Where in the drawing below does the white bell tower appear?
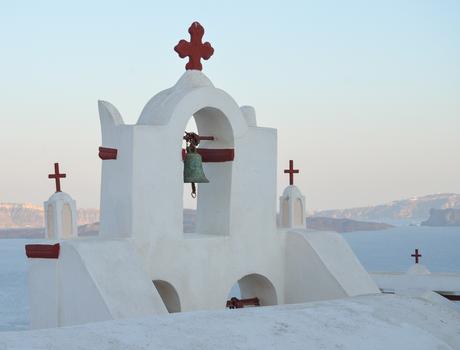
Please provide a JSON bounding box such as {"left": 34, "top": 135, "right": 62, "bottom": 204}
{"left": 44, "top": 163, "right": 78, "bottom": 239}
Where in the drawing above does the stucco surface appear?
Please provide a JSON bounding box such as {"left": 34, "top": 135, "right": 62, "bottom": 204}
{"left": 3, "top": 294, "right": 460, "bottom": 350}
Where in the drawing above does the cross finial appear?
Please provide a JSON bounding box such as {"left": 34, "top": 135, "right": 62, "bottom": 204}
{"left": 284, "top": 160, "right": 299, "bottom": 186}
{"left": 48, "top": 162, "right": 66, "bottom": 193}
{"left": 411, "top": 248, "right": 422, "bottom": 264}
{"left": 174, "top": 22, "right": 214, "bottom": 71}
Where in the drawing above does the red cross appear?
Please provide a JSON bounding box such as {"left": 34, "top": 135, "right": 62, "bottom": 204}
{"left": 48, "top": 163, "right": 66, "bottom": 192}
{"left": 411, "top": 249, "right": 422, "bottom": 264}
{"left": 284, "top": 160, "right": 299, "bottom": 185}
{"left": 174, "top": 22, "right": 214, "bottom": 71}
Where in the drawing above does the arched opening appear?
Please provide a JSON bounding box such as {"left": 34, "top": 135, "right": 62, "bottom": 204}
{"left": 294, "top": 198, "right": 303, "bottom": 227}
{"left": 153, "top": 280, "right": 181, "bottom": 313}
{"left": 182, "top": 107, "right": 234, "bottom": 236}
{"left": 227, "top": 273, "right": 278, "bottom": 307}
{"left": 46, "top": 204, "right": 54, "bottom": 239}
{"left": 62, "top": 203, "right": 73, "bottom": 238}
{"left": 183, "top": 117, "right": 198, "bottom": 233}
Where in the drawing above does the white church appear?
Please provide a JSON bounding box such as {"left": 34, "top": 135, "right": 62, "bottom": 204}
{"left": 8, "top": 22, "right": 459, "bottom": 350}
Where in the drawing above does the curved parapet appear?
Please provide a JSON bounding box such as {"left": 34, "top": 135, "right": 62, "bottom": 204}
{"left": 284, "top": 229, "right": 380, "bottom": 304}
{"left": 28, "top": 239, "right": 168, "bottom": 329}
{"left": 98, "top": 100, "right": 126, "bottom": 146}
{"left": 99, "top": 100, "right": 124, "bottom": 128}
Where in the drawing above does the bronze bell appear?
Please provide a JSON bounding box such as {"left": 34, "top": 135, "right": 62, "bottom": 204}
{"left": 183, "top": 132, "right": 210, "bottom": 198}
{"left": 184, "top": 145, "right": 209, "bottom": 198}
{"left": 183, "top": 147, "right": 209, "bottom": 184}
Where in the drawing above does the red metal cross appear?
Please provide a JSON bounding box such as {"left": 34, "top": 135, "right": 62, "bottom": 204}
{"left": 48, "top": 162, "right": 66, "bottom": 192}
{"left": 174, "top": 22, "right": 214, "bottom": 71}
{"left": 411, "top": 248, "right": 422, "bottom": 264}
{"left": 284, "top": 160, "right": 299, "bottom": 185}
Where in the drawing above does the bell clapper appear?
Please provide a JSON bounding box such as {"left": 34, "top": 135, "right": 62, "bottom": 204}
{"left": 191, "top": 183, "right": 197, "bottom": 198}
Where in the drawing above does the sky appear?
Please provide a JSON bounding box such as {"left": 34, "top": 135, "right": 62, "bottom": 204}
{"left": 0, "top": 0, "right": 459, "bottom": 211}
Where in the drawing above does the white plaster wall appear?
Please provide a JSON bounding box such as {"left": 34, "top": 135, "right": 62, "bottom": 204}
{"left": 229, "top": 126, "right": 277, "bottom": 240}
{"left": 98, "top": 101, "right": 134, "bottom": 239}
{"left": 28, "top": 259, "right": 59, "bottom": 329}
{"left": 147, "top": 232, "right": 285, "bottom": 312}
{"left": 131, "top": 124, "right": 183, "bottom": 250}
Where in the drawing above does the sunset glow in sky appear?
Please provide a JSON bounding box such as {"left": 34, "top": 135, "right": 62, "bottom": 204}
{"left": 1, "top": 0, "right": 459, "bottom": 210}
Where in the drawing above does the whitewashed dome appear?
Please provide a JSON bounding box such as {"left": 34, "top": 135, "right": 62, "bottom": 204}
{"left": 281, "top": 185, "right": 303, "bottom": 198}
{"left": 47, "top": 191, "right": 74, "bottom": 202}
{"left": 407, "top": 264, "right": 431, "bottom": 275}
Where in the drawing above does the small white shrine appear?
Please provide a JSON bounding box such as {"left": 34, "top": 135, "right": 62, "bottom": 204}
{"left": 26, "top": 21, "right": 381, "bottom": 329}
{"left": 279, "top": 160, "right": 306, "bottom": 229}
{"left": 371, "top": 249, "right": 460, "bottom": 300}
{"left": 44, "top": 163, "right": 77, "bottom": 239}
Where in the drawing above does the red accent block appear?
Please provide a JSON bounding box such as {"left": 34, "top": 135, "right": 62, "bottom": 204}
{"left": 182, "top": 148, "right": 235, "bottom": 163}
{"left": 226, "top": 297, "right": 260, "bottom": 309}
{"left": 99, "top": 147, "right": 118, "bottom": 160}
{"left": 25, "top": 243, "right": 60, "bottom": 259}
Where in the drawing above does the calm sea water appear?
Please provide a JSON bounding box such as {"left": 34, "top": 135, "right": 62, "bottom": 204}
{"left": 0, "top": 226, "right": 459, "bottom": 331}
{"left": 342, "top": 226, "right": 460, "bottom": 272}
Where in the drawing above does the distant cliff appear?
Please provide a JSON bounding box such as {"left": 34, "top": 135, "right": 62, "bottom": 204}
{"left": 0, "top": 210, "right": 196, "bottom": 238}
{"left": 306, "top": 217, "right": 393, "bottom": 233}
{"left": 0, "top": 203, "right": 99, "bottom": 228}
{"left": 312, "top": 193, "right": 460, "bottom": 225}
{"left": 421, "top": 208, "right": 460, "bottom": 227}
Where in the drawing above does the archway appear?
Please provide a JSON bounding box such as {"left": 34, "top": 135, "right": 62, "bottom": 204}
{"left": 153, "top": 280, "right": 181, "bottom": 313}
{"left": 227, "top": 273, "right": 278, "bottom": 307}
{"left": 183, "top": 117, "right": 198, "bottom": 233}
{"left": 182, "top": 107, "right": 235, "bottom": 236}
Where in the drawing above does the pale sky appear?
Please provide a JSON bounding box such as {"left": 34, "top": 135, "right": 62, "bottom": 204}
{"left": 1, "top": 0, "right": 459, "bottom": 210}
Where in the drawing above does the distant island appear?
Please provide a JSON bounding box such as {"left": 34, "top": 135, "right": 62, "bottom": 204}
{"left": 2, "top": 193, "right": 460, "bottom": 237}
{"left": 0, "top": 203, "right": 99, "bottom": 229}
{"left": 306, "top": 217, "right": 393, "bottom": 233}
{"left": 311, "top": 193, "right": 460, "bottom": 225}
{"left": 421, "top": 208, "right": 460, "bottom": 227}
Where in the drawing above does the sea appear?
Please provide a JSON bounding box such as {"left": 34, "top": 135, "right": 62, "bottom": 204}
{"left": 0, "top": 226, "right": 459, "bottom": 332}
